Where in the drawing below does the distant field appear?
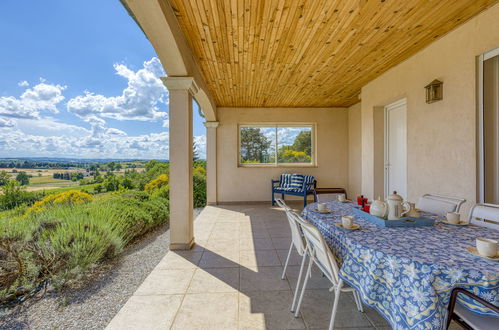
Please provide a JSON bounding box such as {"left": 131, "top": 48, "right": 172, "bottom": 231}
{"left": 0, "top": 168, "right": 80, "bottom": 177}
{"left": 0, "top": 168, "right": 82, "bottom": 191}
{"left": 26, "top": 176, "right": 79, "bottom": 191}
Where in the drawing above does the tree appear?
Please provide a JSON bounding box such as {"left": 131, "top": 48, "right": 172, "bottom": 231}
{"left": 15, "top": 171, "right": 30, "bottom": 186}
{"left": 277, "top": 130, "right": 312, "bottom": 163}
{"left": 107, "top": 162, "right": 116, "bottom": 172}
{"left": 121, "top": 177, "right": 134, "bottom": 189}
{"left": 0, "top": 180, "right": 27, "bottom": 210}
{"left": 0, "top": 170, "right": 10, "bottom": 186}
{"left": 240, "top": 128, "right": 272, "bottom": 163}
{"left": 291, "top": 130, "right": 312, "bottom": 155}
{"left": 115, "top": 163, "right": 122, "bottom": 171}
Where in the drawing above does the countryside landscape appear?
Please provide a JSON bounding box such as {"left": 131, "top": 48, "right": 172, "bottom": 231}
{"left": 0, "top": 156, "right": 207, "bottom": 310}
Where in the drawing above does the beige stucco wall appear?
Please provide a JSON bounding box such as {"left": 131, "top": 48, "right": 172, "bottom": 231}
{"left": 360, "top": 2, "right": 499, "bottom": 215}
{"left": 217, "top": 107, "right": 348, "bottom": 202}
{"left": 348, "top": 102, "right": 362, "bottom": 199}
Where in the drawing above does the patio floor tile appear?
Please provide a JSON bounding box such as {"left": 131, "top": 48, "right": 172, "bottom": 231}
{"left": 298, "top": 289, "right": 373, "bottom": 329}
{"left": 239, "top": 249, "right": 282, "bottom": 267}
{"left": 198, "top": 250, "right": 240, "bottom": 268}
{"left": 155, "top": 250, "right": 203, "bottom": 270}
{"left": 240, "top": 266, "right": 291, "bottom": 292}
{"left": 171, "top": 292, "right": 239, "bottom": 329}
{"left": 239, "top": 290, "right": 306, "bottom": 330}
{"left": 276, "top": 248, "right": 304, "bottom": 267}
{"left": 187, "top": 267, "right": 240, "bottom": 293}
{"left": 239, "top": 237, "right": 274, "bottom": 250}
{"left": 134, "top": 269, "right": 195, "bottom": 295}
{"left": 106, "top": 294, "right": 183, "bottom": 330}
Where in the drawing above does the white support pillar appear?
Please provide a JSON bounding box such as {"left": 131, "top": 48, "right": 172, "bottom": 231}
{"left": 162, "top": 77, "right": 198, "bottom": 250}
{"left": 204, "top": 121, "right": 219, "bottom": 205}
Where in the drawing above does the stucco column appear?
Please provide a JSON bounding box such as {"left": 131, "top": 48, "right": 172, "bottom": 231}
{"left": 204, "top": 121, "right": 219, "bottom": 205}
{"left": 162, "top": 77, "right": 198, "bottom": 250}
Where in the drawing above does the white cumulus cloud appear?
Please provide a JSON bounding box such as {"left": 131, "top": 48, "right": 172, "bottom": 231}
{"left": 18, "top": 80, "right": 29, "bottom": 87}
{"left": 0, "top": 125, "right": 169, "bottom": 160}
{"left": 0, "top": 82, "right": 66, "bottom": 119}
{"left": 194, "top": 135, "right": 206, "bottom": 160}
{"left": 0, "top": 117, "right": 15, "bottom": 127}
{"left": 67, "top": 57, "right": 168, "bottom": 122}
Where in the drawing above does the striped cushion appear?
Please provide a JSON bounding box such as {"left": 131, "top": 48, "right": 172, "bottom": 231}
{"left": 274, "top": 186, "right": 314, "bottom": 193}
{"left": 290, "top": 174, "right": 305, "bottom": 189}
{"left": 304, "top": 175, "right": 315, "bottom": 185}
{"left": 280, "top": 174, "right": 293, "bottom": 188}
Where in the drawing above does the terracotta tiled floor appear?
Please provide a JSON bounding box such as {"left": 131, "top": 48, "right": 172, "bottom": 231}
{"left": 106, "top": 203, "right": 424, "bottom": 329}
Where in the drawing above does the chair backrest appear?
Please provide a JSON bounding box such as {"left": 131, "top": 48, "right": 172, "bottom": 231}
{"left": 279, "top": 173, "right": 315, "bottom": 190}
{"left": 289, "top": 174, "right": 305, "bottom": 189}
{"left": 291, "top": 212, "right": 340, "bottom": 285}
{"left": 468, "top": 203, "right": 499, "bottom": 230}
{"left": 280, "top": 174, "right": 293, "bottom": 188}
{"left": 304, "top": 175, "right": 315, "bottom": 185}
{"left": 416, "top": 193, "right": 466, "bottom": 216}
{"left": 275, "top": 199, "right": 306, "bottom": 255}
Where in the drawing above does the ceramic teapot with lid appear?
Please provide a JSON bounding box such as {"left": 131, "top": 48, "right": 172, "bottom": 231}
{"left": 370, "top": 197, "right": 388, "bottom": 218}
{"left": 386, "top": 191, "right": 410, "bottom": 220}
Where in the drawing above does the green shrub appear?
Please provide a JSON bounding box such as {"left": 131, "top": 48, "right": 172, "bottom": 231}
{"left": 0, "top": 191, "right": 169, "bottom": 303}
{"left": 193, "top": 166, "right": 206, "bottom": 208}
{"left": 0, "top": 181, "right": 41, "bottom": 211}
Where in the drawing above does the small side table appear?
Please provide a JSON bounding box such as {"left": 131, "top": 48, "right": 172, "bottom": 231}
{"left": 315, "top": 187, "right": 348, "bottom": 199}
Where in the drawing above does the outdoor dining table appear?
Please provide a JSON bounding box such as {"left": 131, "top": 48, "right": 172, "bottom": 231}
{"left": 301, "top": 200, "right": 499, "bottom": 330}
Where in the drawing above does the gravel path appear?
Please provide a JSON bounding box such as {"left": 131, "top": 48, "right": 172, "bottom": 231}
{"left": 0, "top": 208, "right": 204, "bottom": 330}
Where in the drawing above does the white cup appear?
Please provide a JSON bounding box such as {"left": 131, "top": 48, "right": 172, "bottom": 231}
{"left": 476, "top": 238, "right": 498, "bottom": 257}
{"left": 446, "top": 212, "right": 460, "bottom": 224}
{"left": 317, "top": 202, "right": 327, "bottom": 211}
{"left": 337, "top": 194, "right": 346, "bottom": 202}
{"left": 342, "top": 216, "right": 353, "bottom": 228}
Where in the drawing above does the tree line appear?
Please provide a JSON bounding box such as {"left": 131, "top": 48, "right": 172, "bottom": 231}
{"left": 53, "top": 172, "right": 85, "bottom": 181}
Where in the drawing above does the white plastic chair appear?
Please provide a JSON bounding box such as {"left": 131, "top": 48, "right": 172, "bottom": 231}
{"left": 292, "top": 213, "right": 363, "bottom": 330}
{"left": 416, "top": 193, "right": 466, "bottom": 217}
{"left": 468, "top": 203, "right": 499, "bottom": 230}
{"left": 275, "top": 199, "right": 308, "bottom": 312}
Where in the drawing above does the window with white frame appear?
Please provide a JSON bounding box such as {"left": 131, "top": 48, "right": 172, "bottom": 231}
{"left": 238, "top": 124, "right": 315, "bottom": 166}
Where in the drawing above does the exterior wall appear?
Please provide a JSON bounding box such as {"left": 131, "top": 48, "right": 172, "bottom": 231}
{"left": 360, "top": 2, "right": 499, "bottom": 215}
{"left": 217, "top": 107, "right": 348, "bottom": 202}
{"left": 348, "top": 102, "right": 362, "bottom": 199}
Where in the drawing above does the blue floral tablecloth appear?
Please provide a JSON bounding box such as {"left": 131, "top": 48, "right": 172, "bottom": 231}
{"left": 301, "top": 201, "right": 499, "bottom": 330}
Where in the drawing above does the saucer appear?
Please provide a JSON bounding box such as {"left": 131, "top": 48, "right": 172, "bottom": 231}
{"left": 338, "top": 199, "right": 351, "bottom": 203}
{"left": 465, "top": 247, "right": 499, "bottom": 262}
{"left": 335, "top": 223, "right": 360, "bottom": 231}
{"left": 441, "top": 220, "right": 469, "bottom": 226}
{"left": 313, "top": 208, "right": 331, "bottom": 214}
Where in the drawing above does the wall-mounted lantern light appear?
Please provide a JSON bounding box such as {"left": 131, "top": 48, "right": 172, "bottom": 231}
{"left": 425, "top": 79, "right": 443, "bottom": 104}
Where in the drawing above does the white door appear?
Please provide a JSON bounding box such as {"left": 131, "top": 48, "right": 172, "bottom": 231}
{"left": 384, "top": 99, "right": 407, "bottom": 198}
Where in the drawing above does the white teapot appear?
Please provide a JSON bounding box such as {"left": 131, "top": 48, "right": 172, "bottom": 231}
{"left": 386, "top": 191, "right": 410, "bottom": 220}
{"left": 370, "top": 197, "right": 388, "bottom": 218}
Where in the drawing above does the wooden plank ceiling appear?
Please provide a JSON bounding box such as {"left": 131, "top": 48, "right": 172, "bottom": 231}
{"left": 167, "top": 0, "right": 499, "bottom": 107}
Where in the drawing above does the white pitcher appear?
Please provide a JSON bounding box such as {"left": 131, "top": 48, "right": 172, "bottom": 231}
{"left": 386, "top": 191, "right": 410, "bottom": 220}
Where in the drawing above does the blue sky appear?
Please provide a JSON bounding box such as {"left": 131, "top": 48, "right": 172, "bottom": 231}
{"left": 0, "top": 0, "right": 206, "bottom": 160}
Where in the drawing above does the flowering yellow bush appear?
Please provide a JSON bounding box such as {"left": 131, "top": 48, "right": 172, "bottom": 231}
{"left": 193, "top": 166, "right": 206, "bottom": 177}
{"left": 28, "top": 190, "right": 93, "bottom": 214}
{"left": 144, "top": 174, "right": 169, "bottom": 192}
